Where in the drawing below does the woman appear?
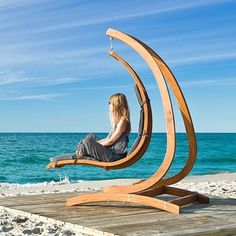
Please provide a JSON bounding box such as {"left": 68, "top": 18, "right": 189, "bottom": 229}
{"left": 75, "top": 93, "right": 131, "bottom": 162}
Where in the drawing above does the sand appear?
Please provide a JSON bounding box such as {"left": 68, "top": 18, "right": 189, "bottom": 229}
{"left": 0, "top": 206, "right": 85, "bottom": 236}
{"left": 0, "top": 172, "right": 235, "bottom": 235}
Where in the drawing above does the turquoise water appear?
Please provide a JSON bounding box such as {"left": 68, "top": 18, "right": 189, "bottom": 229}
{"left": 0, "top": 133, "right": 235, "bottom": 184}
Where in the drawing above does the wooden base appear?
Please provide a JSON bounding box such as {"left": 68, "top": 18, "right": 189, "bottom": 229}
{"left": 66, "top": 186, "right": 209, "bottom": 214}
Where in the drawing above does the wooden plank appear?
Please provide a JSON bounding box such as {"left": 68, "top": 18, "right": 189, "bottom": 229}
{"left": 1, "top": 193, "right": 236, "bottom": 236}
{"left": 169, "top": 193, "right": 198, "bottom": 206}
{"left": 12, "top": 204, "right": 158, "bottom": 222}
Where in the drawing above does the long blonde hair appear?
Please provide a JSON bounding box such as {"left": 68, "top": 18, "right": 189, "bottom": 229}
{"left": 109, "top": 93, "right": 131, "bottom": 135}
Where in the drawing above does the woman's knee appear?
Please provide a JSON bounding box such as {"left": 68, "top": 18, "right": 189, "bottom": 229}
{"left": 85, "top": 133, "right": 97, "bottom": 141}
{"left": 76, "top": 134, "right": 95, "bottom": 150}
{"left": 83, "top": 134, "right": 97, "bottom": 147}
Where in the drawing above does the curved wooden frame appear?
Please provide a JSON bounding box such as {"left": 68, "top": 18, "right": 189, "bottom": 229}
{"left": 47, "top": 50, "right": 152, "bottom": 171}
{"left": 66, "top": 29, "right": 209, "bottom": 214}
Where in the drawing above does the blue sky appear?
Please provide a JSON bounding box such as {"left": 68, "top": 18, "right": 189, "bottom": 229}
{"left": 0, "top": 0, "right": 235, "bottom": 132}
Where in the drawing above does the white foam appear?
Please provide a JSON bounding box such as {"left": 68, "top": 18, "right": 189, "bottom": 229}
{"left": 0, "top": 173, "right": 235, "bottom": 199}
{"left": 0, "top": 176, "right": 86, "bottom": 197}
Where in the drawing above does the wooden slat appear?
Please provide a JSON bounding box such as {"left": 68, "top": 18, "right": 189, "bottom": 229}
{"left": 169, "top": 194, "right": 198, "bottom": 206}
{"left": 1, "top": 193, "right": 236, "bottom": 236}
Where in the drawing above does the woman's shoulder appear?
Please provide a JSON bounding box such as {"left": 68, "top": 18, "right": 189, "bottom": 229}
{"left": 118, "top": 116, "right": 128, "bottom": 124}
{"left": 116, "top": 117, "right": 128, "bottom": 131}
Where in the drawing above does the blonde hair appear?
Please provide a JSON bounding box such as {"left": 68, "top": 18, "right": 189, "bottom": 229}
{"left": 109, "top": 93, "right": 131, "bottom": 135}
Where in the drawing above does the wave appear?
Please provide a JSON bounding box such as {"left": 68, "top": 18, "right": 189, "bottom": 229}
{"left": 0, "top": 175, "right": 82, "bottom": 189}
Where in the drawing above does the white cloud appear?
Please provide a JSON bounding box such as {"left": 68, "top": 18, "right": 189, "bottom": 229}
{"left": 0, "top": 70, "right": 83, "bottom": 88}
{"left": 0, "top": 71, "right": 30, "bottom": 85}
{"left": 0, "top": 44, "right": 107, "bottom": 66}
{"left": 0, "top": 92, "right": 66, "bottom": 101}
{"left": 180, "top": 78, "right": 236, "bottom": 87}
{"left": 168, "top": 51, "right": 236, "bottom": 66}
{"left": 0, "top": 0, "right": 230, "bottom": 33}
{"left": 138, "top": 78, "right": 236, "bottom": 90}
{"left": 0, "top": 0, "right": 49, "bottom": 8}
{"left": 73, "top": 85, "right": 132, "bottom": 91}
{"left": 21, "top": 0, "right": 235, "bottom": 33}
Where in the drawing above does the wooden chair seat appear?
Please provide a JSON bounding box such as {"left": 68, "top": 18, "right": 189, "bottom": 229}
{"left": 46, "top": 51, "right": 152, "bottom": 171}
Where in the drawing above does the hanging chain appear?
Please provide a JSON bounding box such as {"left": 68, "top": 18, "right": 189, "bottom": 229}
{"left": 109, "top": 36, "right": 113, "bottom": 51}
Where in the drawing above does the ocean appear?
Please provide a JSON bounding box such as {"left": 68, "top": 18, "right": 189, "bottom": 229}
{"left": 0, "top": 133, "right": 235, "bottom": 184}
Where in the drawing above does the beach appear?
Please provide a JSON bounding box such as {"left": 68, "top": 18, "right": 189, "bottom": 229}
{"left": 0, "top": 172, "right": 235, "bottom": 235}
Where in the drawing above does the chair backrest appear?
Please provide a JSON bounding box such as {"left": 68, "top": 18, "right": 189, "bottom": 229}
{"left": 128, "top": 84, "right": 145, "bottom": 154}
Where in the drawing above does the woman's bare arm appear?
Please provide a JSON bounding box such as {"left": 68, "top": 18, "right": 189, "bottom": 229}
{"left": 98, "top": 118, "right": 127, "bottom": 147}
{"left": 97, "top": 137, "right": 108, "bottom": 142}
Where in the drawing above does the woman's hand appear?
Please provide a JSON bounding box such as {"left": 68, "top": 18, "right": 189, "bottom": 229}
{"left": 97, "top": 138, "right": 108, "bottom": 146}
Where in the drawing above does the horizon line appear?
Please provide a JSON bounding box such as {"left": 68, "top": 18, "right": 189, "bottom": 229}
{"left": 0, "top": 131, "right": 235, "bottom": 134}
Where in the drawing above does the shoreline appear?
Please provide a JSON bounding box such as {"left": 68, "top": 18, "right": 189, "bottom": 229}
{"left": 1, "top": 172, "right": 235, "bottom": 199}
{"left": 1, "top": 172, "right": 235, "bottom": 235}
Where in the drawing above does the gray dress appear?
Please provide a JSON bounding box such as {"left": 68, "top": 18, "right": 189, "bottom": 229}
{"left": 76, "top": 129, "right": 129, "bottom": 162}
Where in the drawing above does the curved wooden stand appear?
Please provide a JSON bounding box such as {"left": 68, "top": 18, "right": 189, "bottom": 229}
{"left": 66, "top": 29, "right": 209, "bottom": 214}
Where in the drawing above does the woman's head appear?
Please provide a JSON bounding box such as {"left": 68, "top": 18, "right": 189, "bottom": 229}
{"left": 109, "top": 93, "right": 131, "bottom": 133}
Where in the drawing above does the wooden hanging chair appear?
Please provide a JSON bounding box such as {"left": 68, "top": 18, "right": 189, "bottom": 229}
{"left": 63, "top": 28, "right": 209, "bottom": 214}
{"left": 46, "top": 50, "right": 152, "bottom": 170}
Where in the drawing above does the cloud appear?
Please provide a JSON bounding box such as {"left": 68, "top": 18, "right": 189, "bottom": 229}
{"left": 0, "top": 0, "right": 235, "bottom": 69}
{"left": 73, "top": 85, "right": 132, "bottom": 91}
{"left": 134, "top": 78, "right": 236, "bottom": 91}
{"left": 0, "top": 43, "right": 107, "bottom": 66}
{"left": 0, "top": 0, "right": 30, "bottom": 7}
{"left": 0, "top": 71, "right": 31, "bottom": 85}
{"left": 41, "top": 77, "right": 79, "bottom": 86}
{"left": 0, "top": 92, "right": 66, "bottom": 101}
{"left": 180, "top": 78, "right": 236, "bottom": 87}
{"left": 0, "top": 70, "right": 81, "bottom": 86}
{"left": 0, "top": 0, "right": 49, "bottom": 8}
{"left": 168, "top": 51, "right": 236, "bottom": 66}
{"left": 0, "top": 70, "right": 86, "bottom": 104}
{"left": 22, "top": 0, "right": 235, "bottom": 33}
{"left": 69, "top": 77, "right": 236, "bottom": 94}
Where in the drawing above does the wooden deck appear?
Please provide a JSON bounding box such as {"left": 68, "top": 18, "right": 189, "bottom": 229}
{"left": 1, "top": 191, "right": 236, "bottom": 235}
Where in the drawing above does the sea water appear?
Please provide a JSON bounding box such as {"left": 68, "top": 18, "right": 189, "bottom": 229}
{"left": 0, "top": 133, "right": 235, "bottom": 184}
